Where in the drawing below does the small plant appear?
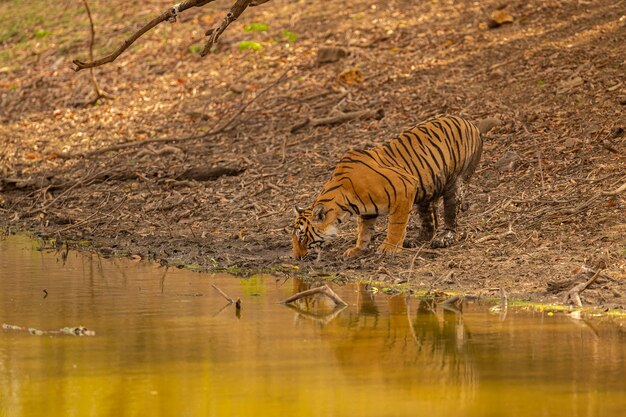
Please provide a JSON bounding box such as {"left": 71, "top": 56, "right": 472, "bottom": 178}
{"left": 238, "top": 40, "right": 262, "bottom": 51}
{"left": 34, "top": 29, "right": 50, "bottom": 39}
{"left": 281, "top": 30, "right": 298, "bottom": 43}
{"left": 188, "top": 44, "right": 203, "bottom": 54}
{"left": 243, "top": 22, "right": 268, "bottom": 32}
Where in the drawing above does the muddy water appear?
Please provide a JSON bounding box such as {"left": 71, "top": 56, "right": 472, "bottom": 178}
{"left": 1, "top": 235, "right": 625, "bottom": 417}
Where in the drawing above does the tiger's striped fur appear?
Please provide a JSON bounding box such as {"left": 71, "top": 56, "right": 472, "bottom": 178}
{"left": 292, "top": 115, "right": 483, "bottom": 260}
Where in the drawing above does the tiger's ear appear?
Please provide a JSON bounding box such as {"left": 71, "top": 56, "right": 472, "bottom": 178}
{"left": 293, "top": 206, "right": 305, "bottom": 216}
{"left": 312, "top": 204, "right": 325, "bottom": 221}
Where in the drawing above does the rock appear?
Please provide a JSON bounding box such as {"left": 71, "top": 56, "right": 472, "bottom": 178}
{"left": 477, "top": 116, "right": 502, "bottom": 134}
{"left": 610, "top": 127, "right": 624, "bottom": 138}
{"left": 563, "top": 137, "right": 580, "bottom": 148}
{"left": 582, "top": 123, "right": 601, "bottom": 138}
{"left": 316, "top": 47, "right": 348, "bottom": 65}
{"left": 494, "top": 150, "right": 522, "bottom": 172}
{"left": 487, "top": 10, "right": 514, "bottom": 28}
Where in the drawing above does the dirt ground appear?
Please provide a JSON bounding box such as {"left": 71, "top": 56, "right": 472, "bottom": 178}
{"left": 1, "top": 0, "right": 625, "bottom": 309}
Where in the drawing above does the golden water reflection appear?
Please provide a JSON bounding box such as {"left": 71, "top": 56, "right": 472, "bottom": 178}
{"left": 1, "top": 235, "right": 625, "bottom": 417}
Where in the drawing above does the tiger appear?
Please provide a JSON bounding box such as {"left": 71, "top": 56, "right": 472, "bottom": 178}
{"left": 292, "top": 115, "right": 484, "bottom": 260}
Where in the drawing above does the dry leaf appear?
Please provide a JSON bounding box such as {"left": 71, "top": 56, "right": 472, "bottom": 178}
{"left": 557, "top": 76, "right": 584, "bottom": 93}
{"left": 339, "top": 68, "right": 364, "bottom": 85}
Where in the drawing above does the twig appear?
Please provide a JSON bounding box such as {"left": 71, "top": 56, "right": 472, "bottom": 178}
{"left": 442, "top": 294, "right": 462, "bottom": 305}
{"left": 602, "top": 182, "right": 626, "bottom": 196}
{"left": 80, "top": 0, "right": 113, "bottom": 103}
{"left": 563, "top": 268, "right": 603, "bottom": 308}
{"left": 490, "top": 287, "right": 508, "bottom": 317}
{"left": 500, "top": 287, "right": 508, "bottom": 310}
{"left": 279, "top": 284, "right": 348, "bottom": 306}
{"left": 211, "top": 284, "right": 234, "bottom": 303}
{"left": 212, "top": 69, "right": 291, "bottom": 133}
{"left": 426, "top": 270, "right": 454, "bottom": 294}
{"left": 54, "top": 70, "right": 291, "bottom": 159}
{"left": 475, "top": 224, "right": 516, "bottom": 243}
{"left": 201, "top": 0, "right": 254, "bottom": 56}
{"left": 290, "top": 108, "right": 385, "bottom": 133}
{"left": 55, "top": 194, "right": 126, "bottom": 234}
{"left": 26, "top": 168, "right": 112, "bottom": 215}
{"left": 285, "top": 304, "right": 346, "bottom": 325}
{"left": 405, "top": 242, "right": 426, "bottom": 281}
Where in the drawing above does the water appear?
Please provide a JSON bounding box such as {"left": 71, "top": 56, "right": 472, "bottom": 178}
{"left": 1, "top": 235, "right": 625, "bottom": 417}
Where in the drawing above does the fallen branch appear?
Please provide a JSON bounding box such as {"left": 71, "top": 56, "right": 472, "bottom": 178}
{"left": 279, "top": 284, "right": 348, "bottom": 306}
{"left": 442, "top": 294, "right": 463, "bottom": 305}
{"left": 178, "top": 167, "right": 245, "bottom": 181}
{"left": 563, "top": 267, "right": 603, "bottom": 308}
{"left": 290, "top": 108, "right": 385, "bottom": 133}
{"left": 211, "top": 284, "right": 234, "bottom": 303}
{"left": 475, "top": 225, "right": 516, "bottom": 243}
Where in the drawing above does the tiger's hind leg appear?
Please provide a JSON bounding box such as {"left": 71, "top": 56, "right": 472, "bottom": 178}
{"left": 431, "top": 184, "right": 461, "bottom": 248}
{"left": 404, "top": 201, "right": 436, "bottom": 248}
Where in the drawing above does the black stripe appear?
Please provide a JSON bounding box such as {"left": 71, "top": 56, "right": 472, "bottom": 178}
{"left": 346, "top": 198, "right": 361, "bottom": 215}
{"left": 321, "top": 184, "right": 343, "bottom": 195}
{"left": 367, "top": 192, "right": 379, "bottom": 216}
{"left": 440, "top": 118, "right": 462, "bottom": 167}
{"left": 342, "top": 157, "right": 398, "bottom": 202}
{"left": 424, "top": 126, "right": 450, "bottom": 174}
{"left": 336, "top": 202, "right": 352, "bottom": 214}
{"left": 383, "top": 187, "right": 392, "bottom": 210}
{"left": 396, "top": 135, "right": 421, "bottom": 175}
{"left": 342, "top": 176, "right": 368, "bottom": 212}
{"left": 431, "top": 121, "right": 457, "bottom": 168}
{"left": 389, "top": 141, "right": 416, "bottom": 175}
{"left": 402, "top": 131, "right": 426, "bottom": 192}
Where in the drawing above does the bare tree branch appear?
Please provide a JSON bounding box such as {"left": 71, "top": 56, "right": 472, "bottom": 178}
{"left": 201, "top": 0, "right": 253, "bottom": 56}
{"left": 80, "top": 0, "right": 114, "bottom": 102}
{"left": 74, "top": 0, "right": 201, "bottom": 71}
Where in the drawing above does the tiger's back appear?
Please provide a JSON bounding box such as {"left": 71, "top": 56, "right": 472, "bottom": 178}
{"left": 292, "top": 115, "right": 483, "bottom": 259}
{"left": 336, "top": 115, "right": 482, "bottom": 206}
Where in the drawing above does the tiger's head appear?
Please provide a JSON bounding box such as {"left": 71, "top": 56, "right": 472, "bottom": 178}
{"left": 292, "top": 205, "right": 339, "bottom": 259}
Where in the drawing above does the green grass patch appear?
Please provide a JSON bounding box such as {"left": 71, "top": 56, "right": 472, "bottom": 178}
{"left": 238, "top": 40, "right": 263, "bottom": 51}
{"left": 281, "top": 30, "right": 298, "bottom": 43}
{"left": 0, "top": 0, "right": 94, "bottom": 63}
{"left": 243, "top": 22, "right": 268, "bottom": 33}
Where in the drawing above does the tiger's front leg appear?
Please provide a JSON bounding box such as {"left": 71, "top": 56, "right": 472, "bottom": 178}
{"left": 378, "top": 208, "right": 411, "bottom": 255}
{"left": 343, "top": 216, "right": 377, "bottom": 258}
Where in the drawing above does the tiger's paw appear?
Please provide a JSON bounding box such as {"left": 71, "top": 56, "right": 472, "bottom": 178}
{"left": 430, "top": 231, "right": 455, "bottom": 248}
{"left": 377, "top": 242, "right": 402, "bottom": 255}
{"left": 343, "top": 247, "right": 363, "bottom": 258}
